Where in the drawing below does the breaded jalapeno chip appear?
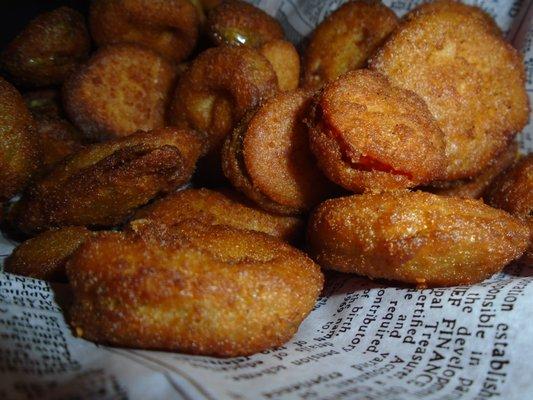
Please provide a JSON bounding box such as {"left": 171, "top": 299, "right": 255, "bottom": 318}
{"left": 307, "top": 191, "right": 529, "bottom": 287}
{"left": 0, "top": 77, "right": 39, "bottom": 201}
{"left": 133, "top": 188, "right": 304, "bottom": 243}
{"left": 371, "top": 1, "right": 529, "bottom": 180}
{"left": 485, "top": 154, "right": 533, "bottom": 264}
{"left": 1, "top": 7, "right": 90, "bottom": 87}
{"left": 169, "top": 46, "right": 278, "bottom": 154}
{"left": 258, "top": 39, "right": 300, "bottom": 91}
{"left": 9, "top": 128, "right": 204, "bottom": 235}
{"left": 303, "top": 0, "right": 398, "bottom": 88}
{"left": 206, "top": 1, "right": 299, "bottom": 91}
{"left": 5, "top": 227, "right": 93, "bottom": 281}
{"left": 63, "top": 44, "right": 177, "bottom": 141}
{"left": 307, "top": 70, "right": 446, "bottom": 192}
{"left": 223, "top": 89, "right": 337, "bottom": 215}
{"left": 206, "top": 0, "right": 284, "bottom": 47}
{"left": 67, "top": 220, "right": 323, "bottom": 356}
{"left": 428, "top": 141, "right": 518, "bottom": 199}
{"left": 90, "top": 0, "right": 202, "bottom": 63}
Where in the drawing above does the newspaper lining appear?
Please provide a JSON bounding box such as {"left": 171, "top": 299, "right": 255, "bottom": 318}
{"left": 1, "top": 1, "right": 532, "bottom": 399}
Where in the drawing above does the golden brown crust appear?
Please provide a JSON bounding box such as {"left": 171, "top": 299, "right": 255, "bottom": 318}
{"left": 485, "top": 154, "right": 533, "bottom": 264}
{"left": 132, "top": 188, "right": 304, "bottom": 243}
{"left": 67, "top": 220, "right": 323, "bottom": 356}
{"left": 169, "top": 46, "right": 278, "bottom": 154}
{"left": 307, "top": 70, "right": 446, "bottom": 192}
{"left": 8, "top": 128, "right": 204, "bottom": 235}
{"left": 223, "top": 89, "right": 336, "bottom": 214}
{"left": 427, "top": 141, "right": 519, "bottom": 199}
{"left": 4, "top": 227, "right": 93, "bottom": 281}
{"left": 0, "top": 7, "right": 90, "bottom": 87}
{"left": 259, "top": 40, "right": 300, "bottom": 91}
{"left": 370, "top": 1, "right": 529, "bottom": 180}
{"left": 303, "top": 0, "right": 399, "bottom": 88}
{"left": 307, "top": 191, "right": 529, "bottom": 286}
{"left": 90, "top": 0, "right": 201, "bottom": 62}
{"left": 206, "top": 0, "right": 284, "bottom": 47}
{"left": 63, "top": 44, "right": 177, "bottom": 141}
{"left": 0, "top": 77, "right": 40, "bottom": 200}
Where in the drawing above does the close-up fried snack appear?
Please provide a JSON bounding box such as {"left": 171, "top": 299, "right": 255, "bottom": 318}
{"left": 169, "top": 46, "right": 278, "bottom": 154}
{"left": 223, "top": 89, "right": 336, "bottom": 215}
{"left": 258, "top": 39, "right": 300, "bottom": 91}
{"left": 206, "top": 0, "right": 284, "bottom": 47}
{"left": 132, "top": 188, "right": 304, "bottom": 243}
{"left": 370, "top": 0, "right": 529, "bottom": 180}
{"left": 63, "top": 44, "right": 177, "bottom": 141}
{"left": 307, "top": 69, "right": 446, "bottom": 192}
{"left": 67, "top": 220, "right": 324, "bottom": 356}
{"left": 1, "top": 7, "right": 90, "bottom": 87}
{"left": 427, "top": 141, "right": 518, "bottom": 199}
{"left": 4, "top": 226, "right": 93, "bottom": 281}
{"left": 8, "top": 127, "right": 204, "bottom": 235}
{"left": 0, "top": 77, "right": 39, "bottom": 201}
{"left": 33, "top": 116, "right": 85, "bottom": 168}
{"left": 90, "top": 0, "right": 201, "bottom": 63}
{"left": 307, "top": 191, "right": 529, "bottom": 287}
{"left": 303, "top": 0, "right": 399, "bottom": 88}
{"left": 485, "top": 154, "right": 533, "bottom": 264}
{"left": 23, "top": 89, "right": 63, "bottom": 119}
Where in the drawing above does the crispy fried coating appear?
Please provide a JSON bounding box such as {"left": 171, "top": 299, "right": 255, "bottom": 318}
{"left": 0, "top": 77, "right": 40, "bottom": 201}
{"left": 63, "top": 44, "right": 177, "bottom": 141}
{"left": 485, "top": 154, "right": 533, "bottom": 264}
{"left": 169, "top": 46, "right": 278, "bottom": 154}
{"left": 132, "top": 188, "right": 304, "bottom": 243}
{"left": 1, "top": 7, "right": 90, "bottom": 87}
{"left": 23, "top": 89, "right": 63, "bottom": 119}
{"left": 33, "top": 116, "right": 85, "bottom": 168}
{"left": 370, "top": 1, "right": 529, "bottom": 180}
{"left": 428, "top": 141, "right": 518, "bottom": 199}
{"left": 223, "top": 89, "right": 336, "bottom": 215}
{"left": 206, "top": 0, "right": 284, "bottom": 47}
{"left": 259, "top": 40, "right": 300, "bottom": 91}
{"left": 201, "top": 0, "right": 222, "bottom": 11}
{"left": 307, "top": 191, "right": 529, "bottom": 286}
{"left": 307, "top": 70, "right": 446, "bottom": 193}
{"left": 67, "top": 220, "right": 323, "bottom": 356}
{"left": 303, "top": 0, "right": 398, "bottom": 88}
{"left": 4, "top": 227, "right": 93, "bottom": 281}
{"left": 8, "top": 128, "right": 204, "bottom": 235}
{"left": 90, "top": 0, "right": 201, "bottom": 63}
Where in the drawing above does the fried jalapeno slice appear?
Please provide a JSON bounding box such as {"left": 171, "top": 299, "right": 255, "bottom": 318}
{"left": 133, "top": 188, "right": 304, "bottom": 243}
{"left": 169, "top": 46, "right": 278, "bottom": 154}
{"left": 370, "top": 0, "right": 529, "bottom": 180}
{"left": 5, "top": 227, "right": 93, "bottom": 281}
{"left": 485, "top": 154, "right": 533, "bottom": 264}
{"left": 9, "top": 128, "right": 204, "bottom": 235}
{"left": 258, "top": 39, "right": 300, "bottom": 92}
{"left": 63, "top": 44, "right": 177, "bottom": 141}
{"left": 1, "top": 7, "right": 90, "bottom": 87}
{"left": 0, "top": 77, "right": 40, "bottom": 201}
{"left": 307, "top": 191, "right": 529, "bottom": 287}
{"left": 223, "top": 89, "right": 336, "bottom": 215}
{"left": 90, "top": 0, "right": 201, "bottom": 63}
{"left": 67, "top": 220, "right": 323, "bottom": 356}
{"left": 303, "top": 0, "right": 398, "bottom": 88}
{"left": 307, "top": 70, "right": 446, "bottom": 193}
{"left": 206, "top": 0, "right": 284, "bottom": 47}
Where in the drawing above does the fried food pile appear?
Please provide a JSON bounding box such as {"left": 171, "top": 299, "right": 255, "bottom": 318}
{"left": 0, "top": 0, "right": 530, "bottom": 357}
